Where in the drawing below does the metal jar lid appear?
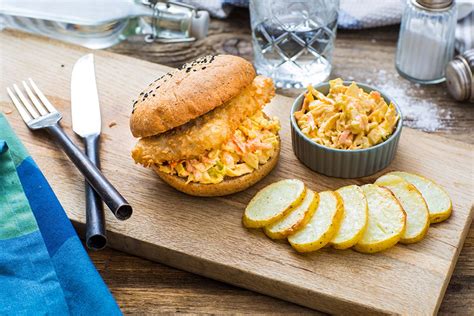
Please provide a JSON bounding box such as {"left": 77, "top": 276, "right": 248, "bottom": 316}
{"left": 414, "top": 0, "right": 453, "bottom": 10}
{"left": 446, "top": 50, "right": 474, "bottom": 102}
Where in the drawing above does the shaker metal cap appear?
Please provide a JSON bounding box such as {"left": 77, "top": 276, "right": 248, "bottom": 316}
{"left": 415, "top": 0, "right": 453, "bottom": 10}
{"left": 446, "top": 50, "right": 474, "bottom": 102}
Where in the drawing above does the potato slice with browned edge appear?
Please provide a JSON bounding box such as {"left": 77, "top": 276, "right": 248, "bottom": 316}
{"left": 330, "top": 185, "right": 368, "bottom": 249}
{"left": 388, "top": 171, "right": 452, "bottom": 223}
{"left": 354, "top": 184, "right": 406, "bottom": 253}
{"left": 264, "top": 189, "right": 319, "bottom": 239}
{"left": 243, "top": 179, "right": 306, "bottom": 228}
{"left": 288, "top": 191, "right": 343, "bottom": 253}
{"left": 375, "top": 174, "right": 430, "bottom": 244}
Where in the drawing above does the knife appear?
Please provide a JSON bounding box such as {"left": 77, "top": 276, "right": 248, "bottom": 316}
{"left": 71, "top": 54, "right": 107, "bottom": 250}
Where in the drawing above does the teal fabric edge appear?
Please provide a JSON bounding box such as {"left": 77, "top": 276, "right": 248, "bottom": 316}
{"left": 0, "top": 114, "right": 29, "bottom": 167}
{"left": 0, "top": 113, "right": 122, "bottom": 315}
{"left": 0, "top": 142, "right": 38, "bottom": 239}
{"left": 0, "top": 142, "right": 70, "bottom": 314}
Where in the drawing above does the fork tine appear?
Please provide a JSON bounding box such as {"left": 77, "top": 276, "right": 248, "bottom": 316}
{"left": 6, "top": 87, "right": 33, "bottom": 123}
{"left": 22, "top": 81, "right": 48, "bottom": 116}
{"left": 28, "top": 78, "right": 57, "bottom": 113}
{"left": 13, "top": 84, "right": 40, "bottom": 118}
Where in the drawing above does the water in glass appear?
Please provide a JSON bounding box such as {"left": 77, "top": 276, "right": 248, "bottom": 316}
{"left": 250, "top": 0, "right": 339, "bottom": 88}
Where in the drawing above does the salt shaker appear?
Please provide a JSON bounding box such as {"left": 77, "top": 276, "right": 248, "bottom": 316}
{"left": 395, "top": 0, "right": 457, "bottom": 84}
{"left": 446, "top": 49, "right": 474, "bottom": 102}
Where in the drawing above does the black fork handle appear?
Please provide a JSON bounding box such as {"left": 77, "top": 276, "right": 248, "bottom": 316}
{"left": 45, "top": 123, "right": 132, "bottom": 220}
{"left": 84, "top": 134, "right": 107, "bottom": 250}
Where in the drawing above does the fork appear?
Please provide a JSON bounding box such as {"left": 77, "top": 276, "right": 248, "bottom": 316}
{"left": 7, "top": 79, "right": 132, "bottom": 220}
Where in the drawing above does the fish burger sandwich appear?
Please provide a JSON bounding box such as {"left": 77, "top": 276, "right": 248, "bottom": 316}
{"left": 130, "top": 55, "right": 280, "bottom": 196}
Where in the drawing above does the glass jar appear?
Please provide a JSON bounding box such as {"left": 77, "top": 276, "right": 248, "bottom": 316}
{"left": 0, "top": 0, "right": 209, "bottom": 49}
{"left": 395, "top": 0, "right": 457, "bottom": 84}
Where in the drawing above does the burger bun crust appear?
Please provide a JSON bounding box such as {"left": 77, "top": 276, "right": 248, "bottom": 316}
{"left": 130, "top": 55, "right": 256, "bottom": 138}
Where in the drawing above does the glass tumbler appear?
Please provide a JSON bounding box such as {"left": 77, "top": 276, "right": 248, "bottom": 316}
{"left": 250, "top": 0, "right": 339, "bottom": 88}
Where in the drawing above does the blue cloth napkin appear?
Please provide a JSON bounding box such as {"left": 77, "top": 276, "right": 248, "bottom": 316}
{"left": 0, "top": 114, "right": 121, "bottom": 315}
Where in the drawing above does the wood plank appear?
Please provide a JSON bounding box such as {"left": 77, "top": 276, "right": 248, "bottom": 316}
{"left": 102, "top": 10, "right": 474, "bottom": 313}
{"left": 87, "top": 243, "right": 317, "bottom": 315}
{"left": 103, "top": 11, "right": 474, "bottom": 314}
{"left": 1, "top": 30, "right": 473, "bottom": 315}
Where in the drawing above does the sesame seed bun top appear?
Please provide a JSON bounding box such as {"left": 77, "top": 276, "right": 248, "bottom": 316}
{"left": 130, "top": 55, "right": 256, "bottom": 138}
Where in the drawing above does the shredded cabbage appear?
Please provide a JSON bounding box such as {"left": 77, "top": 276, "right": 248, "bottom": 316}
{"left": 294, "top": 78, "right": 399, "bottom": 150}
{"left": 157, "top": 110, "right": 280, "bottom": 184}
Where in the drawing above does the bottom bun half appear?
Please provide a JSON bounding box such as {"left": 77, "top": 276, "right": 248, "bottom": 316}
{"left": 152, "top": 140, "right": 280, "bottom": 197}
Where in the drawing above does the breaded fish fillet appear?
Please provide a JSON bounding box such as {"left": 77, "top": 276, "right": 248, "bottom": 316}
{"left": 132, "top": 76, "right": 275, "bottom": 165}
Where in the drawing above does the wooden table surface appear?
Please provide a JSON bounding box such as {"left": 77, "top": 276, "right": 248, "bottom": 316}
{"left": 84, "top": 8, "right": 473, "bottom": 314}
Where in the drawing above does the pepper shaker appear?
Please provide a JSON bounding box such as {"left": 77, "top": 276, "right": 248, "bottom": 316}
{"left": 395, "top": 0, "right": 457, "bottom": 84}
{"left": 446, "top": 49, "right": 474, "bottom": 102}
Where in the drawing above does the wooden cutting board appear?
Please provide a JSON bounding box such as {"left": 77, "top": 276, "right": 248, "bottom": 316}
{"left": 1, "top": 30, "right": 473, "bottom": 315}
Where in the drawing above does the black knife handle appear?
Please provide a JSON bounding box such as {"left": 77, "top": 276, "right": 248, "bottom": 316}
{"left": 45, "top": 123, "right": 132, "bottom": 220}
{"left": 84, "top": 134, "right": 107, "bottom": 250}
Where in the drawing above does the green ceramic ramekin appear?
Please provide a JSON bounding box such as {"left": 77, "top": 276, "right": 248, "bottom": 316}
{"left": 290, "top": 81, "right": 403, "bottom": 178}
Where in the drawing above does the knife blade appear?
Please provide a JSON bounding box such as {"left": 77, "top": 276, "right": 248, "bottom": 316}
{"left": 71, "top": 54, "right": 101, "bottom": 137}
{"left": 71, "top": 53, "right": 107, "bottom": 250}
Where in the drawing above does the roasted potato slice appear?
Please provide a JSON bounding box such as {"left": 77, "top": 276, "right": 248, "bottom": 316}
{"left": 375, "top": 174, "right": 430, "bottom": 244}
{"left": 264, "top": 189, "right": 319, "bottom": 239}
{"left": 354, "top": 184, "right": 406, "bottom": 254}
{"left": 388, "top": 171, "right": 452, "bottom": 223}
{"left": 243, "top": 179, "right": 306, "bottom": 228}
{"left": 330, "top": 185, "right": 368, "bottom": 249}
{"left": 288, "top": 191, "right": 343, "bottom": 253}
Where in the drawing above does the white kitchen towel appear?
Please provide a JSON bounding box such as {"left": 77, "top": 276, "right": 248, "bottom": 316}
{"left": 181, "top": 0, "right": 473, "bottom": 52}
{"left": 456, "top": 10, "right": 474, "bottom": 53}
{"left": 338, "top": 0, "right": 404, "bottom": 29}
